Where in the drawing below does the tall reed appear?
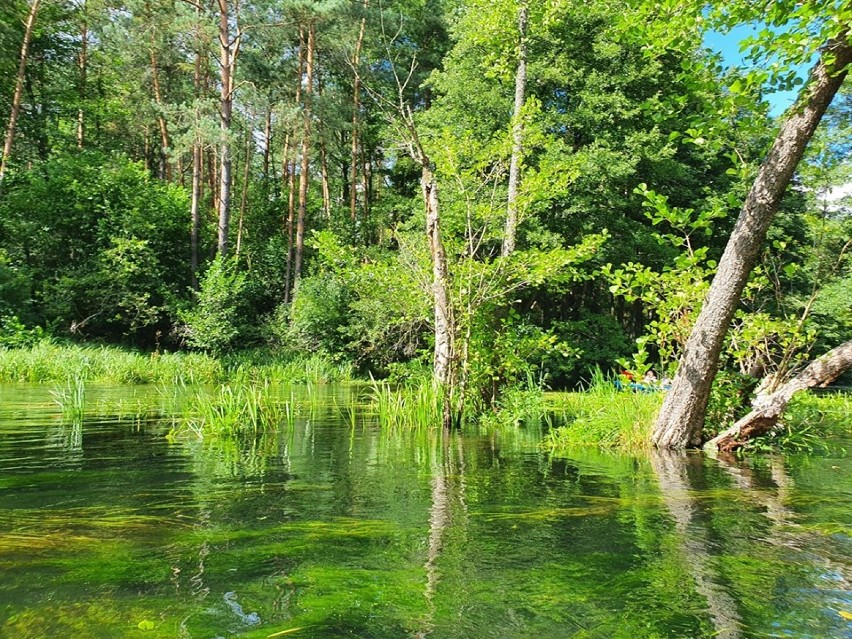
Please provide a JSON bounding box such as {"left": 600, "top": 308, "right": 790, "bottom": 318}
{"left": 369, "top": 377, "right": 444, "bottom": 430}
{"left": 50, "top": 374, "right": 86, "bottom": 422}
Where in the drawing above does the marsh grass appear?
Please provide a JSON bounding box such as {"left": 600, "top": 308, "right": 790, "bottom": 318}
{"left": 544, "top": 368, "right": 662, "bottom": 451}
{"left": 171, "top": 383, "right": 289, "bottom": 438}
{"left": 50, "top": 374, "right": 86, "bottom": 423}
{"left": 369, "top": 377, "right": 444, "bottom": 430}
{"left": 0, "top": 342, "right": 352, "bottom": 386}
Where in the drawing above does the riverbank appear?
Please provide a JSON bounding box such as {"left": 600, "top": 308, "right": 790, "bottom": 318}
{"left": 0, "top": 342, "right": 352, "bottom": 385}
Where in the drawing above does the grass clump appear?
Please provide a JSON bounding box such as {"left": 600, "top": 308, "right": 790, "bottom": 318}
{"left": 171, "top": 383, "right": 289, "bottom": 438}
{"left": 369, "top": 377, "right": 443, "bottom": 430}
{"left": 543, "top": 368, "right": 662, "bottom": 451}
{"left": 50, "top": 374, "right": 87, "bottom": 422}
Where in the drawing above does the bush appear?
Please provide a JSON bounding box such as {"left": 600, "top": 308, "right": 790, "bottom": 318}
{"left": 0, "top": 152, "right": 191, "bottom": 344}
{"left": 179, "top": 256, "right": 246, "bottom": 354}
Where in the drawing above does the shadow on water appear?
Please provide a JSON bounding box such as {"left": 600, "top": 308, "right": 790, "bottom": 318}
{"left": 0, "top": 384, "right": 850, "bottom": 638}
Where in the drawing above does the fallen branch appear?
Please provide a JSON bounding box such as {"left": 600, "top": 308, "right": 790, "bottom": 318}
{"left": 705, "top": 339, "right": 852, "bottom": 453}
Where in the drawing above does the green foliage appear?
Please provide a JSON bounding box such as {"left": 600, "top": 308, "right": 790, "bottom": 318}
{"left": 0, "top": 152, "right": 191, "bottom": 343}
{"left": 704, "top": 369, "right": 758, "bottom": 435}
{"left": 180, "top": 256, "right": 247, "bottom": 354}
{"left": 50, "top": 374, "right": 87, "bottom": 423}
{"left": 0, "top": 315, "right": 47, "bottom": 348}
{"left": 284, "top": 275, "right": 351, "bottom": 357}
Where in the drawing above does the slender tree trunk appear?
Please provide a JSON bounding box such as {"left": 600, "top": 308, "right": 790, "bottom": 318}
{"left": 501, "top": 0, "right": 528, "bottom": 257}
{"left": 652, "top": 34, "right": 852, "bottom": 449}
{"left": 190, "top": 5, "right": 203, "bottom": 291}
{"left": 320, "top": 136, "right": 330, "bottom": 218}
{"left": 191, "top": 144, "right": 202, "bottom": 290}
{"left": 77, "top": 3, "right": 87, "bottom": 149}
{"left": 293, "top": 22, "right": 314, "bottom": 293}
{"left": 216, "top": 0, "right": 238, "bottom": 257}
{"left": 706, "top": 339, "right": 852, "bottom": 452}
{"left": 150, "top": 44, "right": 171, "bottom": 181}
{"left": 235, "top": 129, "right": 252, "bottom": 259}
{"left": 350, "top": 0, "right": 367, "bottom": 221}
{"left": 1, "top": 0, "right": 41, "bottom": 184}
{"left": 284, "top": 35, "right": 304, "bottom": 304}
{"left": 262, "top": 105, "right": 272, "bottom": 183}
{"left": 422, "top": 164, "right": 453, "bottom": 388}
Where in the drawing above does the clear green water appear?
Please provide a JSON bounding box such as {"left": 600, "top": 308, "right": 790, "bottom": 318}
{"left": 0, "top": 385, "right": 850, "bottom": 639}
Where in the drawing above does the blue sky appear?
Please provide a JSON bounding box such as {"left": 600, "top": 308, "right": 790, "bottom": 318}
{"left": 703, "top": 25, "right": 810, "bottom": 116}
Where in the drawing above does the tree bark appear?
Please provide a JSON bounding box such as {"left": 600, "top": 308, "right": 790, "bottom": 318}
{"left": 706, "top": 339, "right": 852, "bottom": 452}
{"left": 501, "top": 0, "right": 528, "bottom": 257}
{"left": 293, "top": 21, "right": 315, "bottom": 294}
{"left": 284, "top": 33, "right": 304, "bottom": 304}
{"left": 216, "top": 0, "right": 239, "bottom": 257}
{"left": 350, "top": 0, "right": 368, "bottom": 221}
{"left": 262, "top": 105, "right": 272, "bottom": 183}
{"left": 190, "top": 3, "right": 203, "bottom": 291}
{"left": 235, "top": 128, "right": 253, "bottom": 259}
{"left": 422, "top": 164, "right": 453, "bottom": 387}
{"left": 1, "top": 0, "right": 41, "bottom": 184}
{"left": 77, "top": 2, "right": 88, "bottom": 149}
{"left": 150, "top": 43, "right": 171, "bottom": 181}
{"left": 652, "top": 34, "right": 852, "bottom": 449}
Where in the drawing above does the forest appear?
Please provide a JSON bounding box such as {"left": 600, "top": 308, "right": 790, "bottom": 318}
{"left": 0, "top": 0, "right": 850, "bottom": 448}
{"left": 1, "top": 1, "right": 852, "bottom": 637}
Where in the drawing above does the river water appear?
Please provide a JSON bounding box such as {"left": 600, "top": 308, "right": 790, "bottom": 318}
{"left": 0, "top": 384, "right": 850, "bottom": 638}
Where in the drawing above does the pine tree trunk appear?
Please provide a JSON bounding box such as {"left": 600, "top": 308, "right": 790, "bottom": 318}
{"left": 501, "top": 0, "right": 527, "bottom": 257}
{"left": 191, "top": 143, "right": 202, "bottom": 290}
{"left": 350, "top": 1, "right": 367, "bottom": 221}
{"left": 190, "top": 6, "right": 203, "bottom": 291}
{"left": 150, "top": 44, "right": 171, "bottom": 181}
{"left": 293, "top": 22, "right": 314, "bottom": 294}
{"left": 77, "top": 4, "right": 87, "bottom": 149}
{"left": 706, "top": 339, "right": 852, "bottom": 452}
{"left": 235, "top": 129, "right": 252, "bottom": 259}
{"left": 262, "top": 106, "right": 272, "bottom": 183}
{"left": 1, "top": 0, "right": 41, "bottom": 184}
{"left": 284, "top": 35, "right": 304, "bottom": 305}
{"left": 652, "top": 34, "right": 852, "bottom": 449}
{"left": 216, "top": 0, "right": 235, "bottom": 257}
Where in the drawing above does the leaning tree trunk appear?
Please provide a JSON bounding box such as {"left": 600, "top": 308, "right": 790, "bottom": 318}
{"left": 0, "top": 0, "right": 41, "bottom": 184}
{"left": 652, "top": 34, "right": 852, "bottom": 449}
{"left": 501, "top": 0, "right": 528, "bottom": 258}
{"left": 706, "top": 339, "right": 852, "bottom": 453}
